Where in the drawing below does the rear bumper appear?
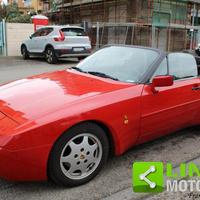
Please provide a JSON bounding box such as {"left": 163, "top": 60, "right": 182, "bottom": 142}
{"left": 0, "top": 145, "right": 51, "bottom": 181}
{"left": 55, "top": 48, "right": 91, "bottom": 58}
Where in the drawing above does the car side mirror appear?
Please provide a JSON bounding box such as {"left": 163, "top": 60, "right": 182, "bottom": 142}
{"left": 29, "top": 36, "right": 32, "bottom": 39}
{"left": 151, "top": 75, "right": 174, "bottom": 93}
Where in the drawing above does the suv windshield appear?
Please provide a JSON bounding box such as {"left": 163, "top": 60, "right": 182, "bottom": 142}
{"left": 76, "top": 46, "right": 159, "bottom": 83}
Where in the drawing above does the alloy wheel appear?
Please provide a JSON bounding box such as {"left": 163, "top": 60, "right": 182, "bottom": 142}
{"left": 46, "top": 49, "right": 53, "bottom": 63}
{"left": 60, "top": 133, "right": 103, "bottom": 180}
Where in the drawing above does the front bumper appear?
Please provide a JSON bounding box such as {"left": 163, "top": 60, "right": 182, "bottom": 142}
{"left": 0, "top": 145, "right": 51, "bottom": 181}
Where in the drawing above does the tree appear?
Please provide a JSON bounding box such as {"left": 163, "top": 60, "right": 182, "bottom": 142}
{"left": 0, "top": 3, "right": 31, "bottom": 23}
{"left": 7, "top": 14, "right": 31, "bottom": 23}
{"left": 0, "top": 4, "right": 6, "bottom": 20}
{"left": 5, "top": 3, "right": 20, "bottom": 21}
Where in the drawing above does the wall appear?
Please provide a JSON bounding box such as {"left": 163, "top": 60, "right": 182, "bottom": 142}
{"left": 6, "top": 23, "right": 34, "bottom": 56}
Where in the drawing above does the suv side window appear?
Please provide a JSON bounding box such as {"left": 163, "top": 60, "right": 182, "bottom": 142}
{"left": 31, "top": 29, "right": 43, "bottom": 38}
{"left": 40, "top": 28, "right": 53, "bottom": 36}
{"left": 168, "top": 53, "right": 197, "bottom": 80}
{"left": 31, "top": 28, "right": 53, "bottom": 38}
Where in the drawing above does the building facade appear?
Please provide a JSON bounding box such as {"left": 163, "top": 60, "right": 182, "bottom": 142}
{"left": 46, "top": 0, "right": 200, "bottom": 51}
{"left": 31, "top": 0, "right": 43, "bottom": 12}
{"left": 7, "top": 0, "right": 44, "bottom": 13}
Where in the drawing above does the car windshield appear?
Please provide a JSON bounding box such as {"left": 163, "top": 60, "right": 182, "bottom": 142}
{"left": 75, "top": 46, "right": 159, "bottom": 83}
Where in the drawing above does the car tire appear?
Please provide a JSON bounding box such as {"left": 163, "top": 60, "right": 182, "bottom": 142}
{"left": 48, "top": 122, "right": 109, "bottom": 187}
{"left": 45, "top": 47, "right": 58, "bottom": 64}
{"left": 21, "top": 45, "right": 29, "bottom": 60}
{"left": 196, "top": 49, "right": 200, "bottom": 56}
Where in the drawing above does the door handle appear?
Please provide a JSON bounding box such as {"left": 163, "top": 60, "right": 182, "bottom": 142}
{"left": 192, "top": 86, "right": 200, "bottom": 91}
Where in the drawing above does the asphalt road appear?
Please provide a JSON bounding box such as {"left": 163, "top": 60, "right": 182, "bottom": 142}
{"left": 0, "top": 57, "right": 200, "bottom": 200}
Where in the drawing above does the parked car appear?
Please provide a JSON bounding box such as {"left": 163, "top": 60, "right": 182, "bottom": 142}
{"left": 0, "top": 45, "right": 200, "bottom": 187}
{"left": 21, "top": 25, "right": 92, "bottom": 64}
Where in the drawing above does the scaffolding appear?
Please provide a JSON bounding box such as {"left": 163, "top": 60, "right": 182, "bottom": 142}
{"left": 46, "top": 0, "right": 200, "bottom": 51}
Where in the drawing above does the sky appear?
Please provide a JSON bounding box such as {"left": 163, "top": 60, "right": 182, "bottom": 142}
{"left": 1, "top": 0, "right": 31, "bottom": 6}
{"left": 1, "top": 0, "right": 7, "bottom": 5}
{"left": 24, "top": 0, "right": 31, "bottom": 7}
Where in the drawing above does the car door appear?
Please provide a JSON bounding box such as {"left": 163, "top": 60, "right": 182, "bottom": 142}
{"left": 138, "top": 53, "right": 200, "bottom": 143}
{"left": 34, "top": 28, "right": 53, "bottom": 53}
{"left": 26, "top": 29, "right": 43, "bottom": 53}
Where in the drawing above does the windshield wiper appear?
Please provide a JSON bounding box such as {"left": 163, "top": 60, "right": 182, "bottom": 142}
{"left": 87, "top": 71, "right": 119, "bottom": 81}
{"left": 70, "top": 66, "right": 85, "bottom": 73}
{"left": 70, "top": 68, "right": 119, "bottom": 81}
{"left": 181, "top": 76, "right": 194, "bottom": 79}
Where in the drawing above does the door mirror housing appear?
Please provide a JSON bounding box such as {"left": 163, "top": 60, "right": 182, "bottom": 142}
{"left": 29, "top": 35, "right": 33, "bottom": 39}
{"left": 151, "top": 75, "right": 174, "bottom": 93}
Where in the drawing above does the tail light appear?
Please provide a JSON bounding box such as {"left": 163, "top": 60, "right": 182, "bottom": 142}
{"left": 54, "top": 30, "right": 65, "bottom": 42}
{"left": 87, "top": 34, "right": 91, "bottom": 43}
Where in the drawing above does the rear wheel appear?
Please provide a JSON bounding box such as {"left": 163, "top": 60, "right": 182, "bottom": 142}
{"left": 48, "top": 122, "right": 109, "bottom": 187}
{"left": 21, "top": 45, "right": 29, "bottom": 60}
{"left": 45, "top": 47, "right": 58, "bottom": 64}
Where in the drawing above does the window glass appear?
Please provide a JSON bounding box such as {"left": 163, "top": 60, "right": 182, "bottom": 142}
{"left": 40, "top": 28, "right": 53, "bottom": 36}
{"left": 76, "top": 46, "right": 159, "bottom": 83}
{"left": 61, "top": 28, "right": 86, "bottom": 36}
{"left": 31, "top": 28, "right": 53, "bottom": 38}
{"left": 152, "top": 58, "right": 168, "bottom": 78}
{"left": 168, "top": 53, "right": 197, "bottom": 80}
{"left": 31, "top": 30, "right": 42, "bottom": 38}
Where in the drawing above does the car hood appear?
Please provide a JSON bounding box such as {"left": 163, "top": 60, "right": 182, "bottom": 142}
{"left": 0, "top": 70, "right": 132, "bottom": 123}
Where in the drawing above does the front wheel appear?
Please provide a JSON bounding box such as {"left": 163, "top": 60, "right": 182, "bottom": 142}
{"left": 45, "top": 47, "right": 58, "bottom": 64}
{"left": 48, "top": 123, "right": 109, "bottom": 187}
{"left": 21, "top": 45, "right": 29, "bottom": 60}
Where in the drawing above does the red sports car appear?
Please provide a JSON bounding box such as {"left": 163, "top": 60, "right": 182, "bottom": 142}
{"left": 0, "top": 45, "right": 199, "bottom": 186}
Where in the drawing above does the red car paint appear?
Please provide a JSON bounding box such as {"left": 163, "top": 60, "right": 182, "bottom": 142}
{"left": 0, "top": 47, "right": 199, "bottom": 181}
{"left": 0, "top": 69, "right": 141, "bottom": 180}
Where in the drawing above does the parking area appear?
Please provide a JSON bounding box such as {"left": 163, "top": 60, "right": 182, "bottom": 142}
{"left": 0, "top": 57, "right": 200, "bottom": 200}
{"left": 0, "top": 57, "right": 76, "bottom": 84}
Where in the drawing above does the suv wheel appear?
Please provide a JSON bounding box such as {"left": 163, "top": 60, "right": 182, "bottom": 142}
{"left": 21, "top": 45, "right": 29, "bottom": 60}
{"left": 45, "top": 47, "right": 58, "bottom": 64}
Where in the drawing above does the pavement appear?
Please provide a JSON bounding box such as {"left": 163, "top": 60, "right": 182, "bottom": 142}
{"left": 0, "top": 57, "right": 200, "bottom": 200}
{"left": 0, "top": 57, "right": 75, "bottom": 84}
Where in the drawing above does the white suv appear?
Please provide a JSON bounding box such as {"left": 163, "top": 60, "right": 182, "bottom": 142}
{"left": 21, "top": 25, "right": 92, "bottom": 64}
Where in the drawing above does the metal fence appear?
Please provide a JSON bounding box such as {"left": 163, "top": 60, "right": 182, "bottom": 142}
{"left": 85, "top": 22, "right": 199, "bottom": 52}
